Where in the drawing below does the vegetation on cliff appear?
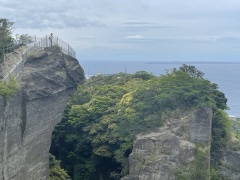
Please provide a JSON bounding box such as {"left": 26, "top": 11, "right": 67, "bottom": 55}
{"left": 231, "top": 118, "right": 240, "bottom": 138}
{"left": 0, "top": 75, "right": 18, "bottom": 99}
{"left": 0, "top": 19, "right": 30, "bottom": 99}
{"left": 49, "top": 154, "right": 71, "bottom": 180}
{"left": 50, "top": 65, "right": 229, "bottom": 179}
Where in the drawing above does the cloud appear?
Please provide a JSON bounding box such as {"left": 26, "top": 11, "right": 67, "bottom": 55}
{"left": 2, "top": 0, "right": 240, "bottom": 62}
{"left": 124, "top": 22, "right": 153, "bottom": 25}
{"left": 12, "top": 14, "right": 105, "bottom": 29}
{"left": 78, "top": 35, "right": 95, "bottom": 39}
{"left": 123, "top": 21, "right": 176, "bottom": 32}
{"left": 0, "top": 0, "right": 105, "bottom": 29}
{"left": 125, "top": 35, "right": 144, "bottom": 39}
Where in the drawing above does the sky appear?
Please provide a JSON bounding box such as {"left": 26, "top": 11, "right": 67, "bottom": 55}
{"left": 2, "top": 0, "right": 240, "bottom": 62}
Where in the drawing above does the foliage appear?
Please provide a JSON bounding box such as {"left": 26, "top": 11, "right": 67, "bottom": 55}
{"left": 191, "top": 147, "right": 210, "bottom": 180}
{"left": 210, "top": 167, "right": 228, "bottom": 180}
{"left": 0, "top": 19, "right": 32, "bottom": 63}
{"left": 228, "top": 120, "right": 240, "bottom": 151}
{"left": 49, "top": 154, "right": 71, "bottom": 180}
{"left": 0, "top": 18, "right": 14, "bottom": 62}
{"left": 231, "top": 119, "right": 240, "bottom": 138}
{"left": 17, "top": 34, "right": 33, "bottom": 45}
{"left": 209, "top": 109, "right": 238, "bottom": 178}
{"left": 211, "top": 110, "right": 231, "bottom": 152}
{"left": 0, "top": 75, "right": 18, "bottom": 99}
{"left": 50, "top": 66, "right": 229, "bottom": 179}
{"left": 210, "top": 109, "right": 231, "bottom": 171}
{"left": 175, "top": 146, "right": 210, "bottom": 180}
{"left": 178, "top": 64, "right": 205, "bottom": 78}
{"left": 132, "top": 71, "right": 154, "bottom": 80}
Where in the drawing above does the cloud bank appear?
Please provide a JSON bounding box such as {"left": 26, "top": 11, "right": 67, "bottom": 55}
{"left": 1, "top": 0, "right": 240, "bottom": 61}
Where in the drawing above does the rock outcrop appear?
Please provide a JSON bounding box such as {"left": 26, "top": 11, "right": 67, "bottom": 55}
{"left": 0, "top": 46, "right": 26, "bottom": 79}
{"left": 122, "top": 108, "right": 213, "bottom": 180}
{"left": 218, "top": 150, "right": 240, "bottom": 179}
{"left": 122, "top": 107, "right": 240, "bottom": 180}
{"left": 0, "top": 47, "right": 84, "bottom": 180}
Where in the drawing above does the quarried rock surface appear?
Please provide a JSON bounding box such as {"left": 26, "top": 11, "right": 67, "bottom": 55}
{"left": 122, "top": 108, "right": 212, "bottom": 180}
{"left": 0, "top": 47, "right": 84, "bottom": 180}
{"left": 218, "top": 150, "right": 240, "bottom": 180}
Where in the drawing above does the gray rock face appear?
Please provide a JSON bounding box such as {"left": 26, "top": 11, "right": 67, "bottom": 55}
{"left": 122, "top": 108, "right": 212, "bottom": 180}
{"left": 0, "top": 46, "right": 26, "bottom": 79}
{"left": 218, "top": 150, "right": 240, "bottom": 180}
{"left": 0, "top": 47, "right": 84, "bottom": 180}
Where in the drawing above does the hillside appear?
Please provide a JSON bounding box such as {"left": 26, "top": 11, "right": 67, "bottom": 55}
{"left": 50, "top": 65, "right": 240, "bottom": 179}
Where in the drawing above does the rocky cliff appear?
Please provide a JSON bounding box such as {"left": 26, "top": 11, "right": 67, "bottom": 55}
{"left": 122, "top": 108, "right": 212, "bottom": 180}
{"left": 122, "top": 108, "right": 240, "bottom": 180}
{"left": 0, "top": 47, "right": 84, "bottom": 180}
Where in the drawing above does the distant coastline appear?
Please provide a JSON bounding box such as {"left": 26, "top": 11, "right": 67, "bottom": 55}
{"left": 144, "top": 61, "right": 240, "bottom": 64}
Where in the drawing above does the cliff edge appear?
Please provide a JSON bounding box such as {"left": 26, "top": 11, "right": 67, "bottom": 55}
{"left": 0, "top": 47, "right": 84, "bottom": 180}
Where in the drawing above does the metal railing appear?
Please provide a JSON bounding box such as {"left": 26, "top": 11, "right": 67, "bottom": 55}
{"left": 2, "top": 58, "right": 25, "bottom": 82}
{"left": 1, "top": 35, "right": 76, "bottom": 82}
{"left": 0, "top": 35, "right": 39, "bottom": 63}
{"left": 23, "top": 36, "right": 75, "bottom": 59}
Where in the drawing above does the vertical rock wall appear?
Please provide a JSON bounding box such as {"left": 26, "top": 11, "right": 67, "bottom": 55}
{"left": 218, "top": 149, "right": 240, "bottom": 179}
{"left": 0, "top": 47, "right": 84, "bottom": 180}
{"left": 122, "top": 108, "right": 213, "bottom": 180}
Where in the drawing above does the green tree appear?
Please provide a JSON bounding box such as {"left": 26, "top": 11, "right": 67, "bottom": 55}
{"left": 0, "top": 75, "right": 18, "bottom": 99}
{"left": 211, "top": 110, "right": 231, "bottom": 161}
{"left": 0, "top": 18, "right": 14, "bottom": 62}
{"left": 49, "top": 154, "right": 71, "bottom": 180}
{"left": 178, "top": 64, "right": 205, "bottom": 78}
{"left": 133, "top": 71, "right": 154, "bottom": 80}
{"left": 17, "top": 34, "right": 33, "bottom": 46}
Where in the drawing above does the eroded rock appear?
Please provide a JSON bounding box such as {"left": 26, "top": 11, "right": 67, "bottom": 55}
{"left": 0, "top": 47, "right": 84, "bottom": 180}
{"left": 122, "top": 108, "right": 212, "bottom": 180}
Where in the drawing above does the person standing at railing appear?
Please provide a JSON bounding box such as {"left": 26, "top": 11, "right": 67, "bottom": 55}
{"left": 49, "top": 33, "right": 53, "bottom": 47}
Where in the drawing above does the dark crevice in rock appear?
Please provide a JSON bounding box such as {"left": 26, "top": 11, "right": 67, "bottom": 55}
{"left": 20, "top": 90, "right": 27, "bottom": 142}
{"left": 2, "top": 166, "right": 4, "bottom": 180}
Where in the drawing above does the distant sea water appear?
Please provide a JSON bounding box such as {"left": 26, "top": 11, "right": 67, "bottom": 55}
{"left": 80, "top": 60, "right": 240, "bottom": 117}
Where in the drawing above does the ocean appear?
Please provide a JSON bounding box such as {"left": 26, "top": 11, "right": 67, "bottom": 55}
{"left": 80, "top": 60, "right": 240, "bottom": 117}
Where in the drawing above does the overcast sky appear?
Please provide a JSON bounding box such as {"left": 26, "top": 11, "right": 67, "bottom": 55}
{"left": 2, "top": 0, "right": 240, "bottom": 62}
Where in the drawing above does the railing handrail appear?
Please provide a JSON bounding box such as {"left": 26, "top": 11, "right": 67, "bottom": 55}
{"left": 1, "top": 35, "right": 76, "bottom": 82}
{"left": 1, "top": 35, "right": 38, "bottom": 55}
{"left": 23, "top": 36, "right": 76, "bottom": 58}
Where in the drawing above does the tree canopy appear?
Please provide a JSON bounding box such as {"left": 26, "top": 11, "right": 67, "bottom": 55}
{"left": 0, "top": 19, "right": 32, "bottom": 63}
{"left": 50, "top": 66, "right": 229, "bottom": 180}
{"left": 0, "top": 18, "right": 14, "bottom": 61}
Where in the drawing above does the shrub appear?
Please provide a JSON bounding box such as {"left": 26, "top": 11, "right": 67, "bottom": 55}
{"left": 49, "top": 154, "right": 70, "bottom": 180}
{"left": 0, "top": 75, "right": 18, "bottom": 99}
